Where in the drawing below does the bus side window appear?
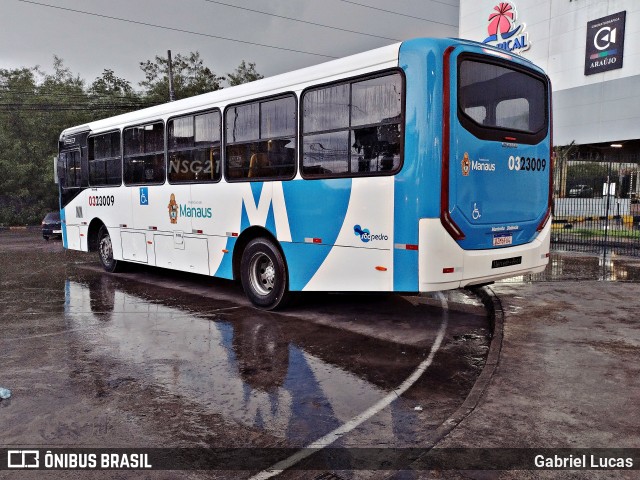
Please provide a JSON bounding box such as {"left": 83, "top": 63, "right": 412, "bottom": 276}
{"left": 60, "top": 149, "right": 82, "bottom": 189}
{"left": 168, "top": 110, "right": 221, "bottom": 184}
{"left": 123, "top": 122, "right": 165, "bottom": 185}
{"left": 224, "top": 95, "right": 296, "bottom": 182}
{"left": 88, "top": 131, "right": 122, "bottom": 187}
{"left": 301, "top": 71, "right": 403, "bottom": 179}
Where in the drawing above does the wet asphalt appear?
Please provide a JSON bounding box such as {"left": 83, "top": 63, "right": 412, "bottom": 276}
{"left": 1, "top": 231, "right": 639, "bottom": 479}
{"left": 0, "top": 231, "right": 490, "bottom": 479}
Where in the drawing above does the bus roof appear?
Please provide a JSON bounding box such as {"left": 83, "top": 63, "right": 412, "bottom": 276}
{"left": 60, "top": 37, "right": 547, "bottom": 140}
{"left": 60, "top": 41, "right": 403, "bottom": 139}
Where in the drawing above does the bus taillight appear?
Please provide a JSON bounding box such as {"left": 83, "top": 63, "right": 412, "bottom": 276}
{"left": 441, "top": 45, "right": 466, "bottom": 241}
{"left": 537, "top": 83, "right": 554, "bottom": 233}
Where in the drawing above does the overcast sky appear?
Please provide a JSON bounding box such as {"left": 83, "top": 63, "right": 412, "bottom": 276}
{"left": 0, "top": 0, "right": 458, "bottom": 88}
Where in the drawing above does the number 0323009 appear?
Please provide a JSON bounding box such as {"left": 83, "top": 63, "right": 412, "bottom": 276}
{"left": 508, "top": 156, "right": 547, "bottom": 172}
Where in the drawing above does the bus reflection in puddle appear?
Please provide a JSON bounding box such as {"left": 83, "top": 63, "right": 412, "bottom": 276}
{"left": 63, "top": 278, "right": 399, "bottom": 445}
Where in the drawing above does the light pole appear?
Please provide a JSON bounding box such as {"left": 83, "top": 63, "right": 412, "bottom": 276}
{"left": 168, "top": 50, "right": 176, "bottom": 102}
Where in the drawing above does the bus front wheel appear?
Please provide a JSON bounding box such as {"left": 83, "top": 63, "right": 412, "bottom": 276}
{"left": 97, "top": 225, "right": 125, "bottom": 273}
{"left": 240, "top": 237, "right": 289, "bottom": 310}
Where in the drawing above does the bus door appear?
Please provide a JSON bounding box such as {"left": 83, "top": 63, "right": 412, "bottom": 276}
{"left": 58, "top": 148, "right": 83, "bottom": 250}
{"left": 443, "top": 46, "right": 551, "bottom": 251}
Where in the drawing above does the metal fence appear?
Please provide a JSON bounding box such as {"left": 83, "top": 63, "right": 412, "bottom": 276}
{"left": 552, "top": 149, "right": 640, "bottom": 256}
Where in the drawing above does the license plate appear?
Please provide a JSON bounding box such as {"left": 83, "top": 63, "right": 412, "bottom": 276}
{"left": 493, "top": 233, "right": 512, "bottom": 246}
{"left": 53, "top": 230, "right": 62, "bottom": 234}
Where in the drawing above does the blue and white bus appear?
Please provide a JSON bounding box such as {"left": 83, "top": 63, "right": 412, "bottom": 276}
{"left": 56, "top": 38, "right": 552, "bottom": 309}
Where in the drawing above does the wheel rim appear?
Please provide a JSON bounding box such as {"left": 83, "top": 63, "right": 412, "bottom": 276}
{"left": 99, "top": 234, "right": 113, "bottom": 266}
{"left": 249, "top": 252, "right": 276, "bottom": 297}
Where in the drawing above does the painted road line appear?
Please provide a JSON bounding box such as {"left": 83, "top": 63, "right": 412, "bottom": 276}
{"left": 248, "top": 292, "right": 449, "bottom": 480}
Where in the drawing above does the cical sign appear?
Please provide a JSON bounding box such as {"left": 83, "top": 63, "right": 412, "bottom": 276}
{"left": 482, "top": 2, "right": 530, "bottom": 55}
{"left": 585, "top": 11, "right": 626, "bottom": 75}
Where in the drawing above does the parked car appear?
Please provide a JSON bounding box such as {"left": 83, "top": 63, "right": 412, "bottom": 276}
{"left": 42, "top": 211, "right": 62, "bottom": 240}
{"left": 568, "top": 185, "right": 594, "bottom": 198}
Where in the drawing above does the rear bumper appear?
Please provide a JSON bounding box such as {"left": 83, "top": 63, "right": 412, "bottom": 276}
{"left": 418, "top": 217, "right": 551, "bottom": 291}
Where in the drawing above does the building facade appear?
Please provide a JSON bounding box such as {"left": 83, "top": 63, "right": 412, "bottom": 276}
{"left": 459, "top": 0, "right": 640, "bottom": 149}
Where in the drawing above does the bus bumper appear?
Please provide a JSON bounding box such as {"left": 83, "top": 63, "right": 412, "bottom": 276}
{"left": 418, "top": 217, "right": 551, "bottom": 292}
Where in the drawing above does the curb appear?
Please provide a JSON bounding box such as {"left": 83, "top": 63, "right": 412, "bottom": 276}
{"left": 399, "top": 284, "right": 504, "bottom": 467}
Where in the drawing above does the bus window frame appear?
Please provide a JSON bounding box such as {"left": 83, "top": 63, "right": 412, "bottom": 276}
{"left": 87, "top": 129, "right": 123, "bottom": 188}
{"left": 166, "top": 108, "right": 223, "bottom": 185}
{"left": 456, "top": 53, "right": 549, "bottom": 145}
{"left": 122, "top": 119, "right": 166, "bottom": 187}
{"left": 299, "top": 67, "right": 406, "bottom": 181}
{"left": 223, "top": 92, "right": 298, "bottom": 183}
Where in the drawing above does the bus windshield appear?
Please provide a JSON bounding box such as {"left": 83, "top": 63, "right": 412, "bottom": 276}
{"left": 457, "top": 57, "right": 547, "bottom": 142}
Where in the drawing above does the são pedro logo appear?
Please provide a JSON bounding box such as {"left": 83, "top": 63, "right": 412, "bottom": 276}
{"left": 168, "top": 193, "right": 212, "bottom": 224}
{"left": 354, "top": 224, "right": 388, "bottom": 243}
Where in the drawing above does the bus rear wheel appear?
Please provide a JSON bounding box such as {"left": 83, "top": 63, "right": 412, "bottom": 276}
{"left": 240, "top": 237, "right": 289, "bottom": 310}
{"left": 97, "top": 225, "right": 125, "bottom": 273}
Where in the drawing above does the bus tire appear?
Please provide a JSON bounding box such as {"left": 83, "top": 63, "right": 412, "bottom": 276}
{"left": 97, "top": 225, "right": 124, "bottom": 273}
{"left": 240, "top": 237, "right": 289, "bottom": 310}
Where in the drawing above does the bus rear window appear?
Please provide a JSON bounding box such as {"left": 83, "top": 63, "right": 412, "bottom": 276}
{"left": 457, "top": 58, "right": 547, "bottom": 143}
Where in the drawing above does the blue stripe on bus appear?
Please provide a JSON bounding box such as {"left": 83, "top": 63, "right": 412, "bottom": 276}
{"left": 240, "top": 183, "right": 267, "bottom": 233}
{"left": 282, "top": 242, "right": 332, "bottom": 291}
{"left": 394, "top": 40, "right": 448, "bottom": 291}
{"left": 214, "top": 236, "right": 234, "bottom": 280}
{"left": 60, "top": 207, "right": 68, "bottom": 249}
{"left": 264, "top": 198, "right": 278, "bottom": 239}
{"left": 283, "top": 179, "right": 352, "bottom": 290}
{"left": 233, "top": 180, "right": 353, "bottom": 290}
{"left": 283, "top": 179, "right": 352, "bottom": 243}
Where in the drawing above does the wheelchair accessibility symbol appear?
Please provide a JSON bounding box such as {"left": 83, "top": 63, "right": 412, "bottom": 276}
{"left": 472, "top": 202, "right": 481, "bottom": 220}
{"left": 139, "top": 187, "right": 149, "bottom": 206}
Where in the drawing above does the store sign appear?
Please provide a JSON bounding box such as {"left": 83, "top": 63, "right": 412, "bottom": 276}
{"left": 482, "top": 2, "right": 530, "bottom": 55}
{"left": 585, "top": 11, "right": 626, "bottom": 75}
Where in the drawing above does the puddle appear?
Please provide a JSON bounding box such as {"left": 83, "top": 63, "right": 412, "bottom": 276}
{"left": 62, "top": 279, "right": 432, "bottom": 445}
{"left": 498, "top": 252, "right": 640, "bottom": 283}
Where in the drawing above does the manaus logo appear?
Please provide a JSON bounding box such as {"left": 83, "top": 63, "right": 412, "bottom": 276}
{"left": 462, "top": 152, "right": 471, "bottom": 177}
{"left": 168, "top": 193, "right": 212, "bottom": 224}
{"left": 168, "top": 193, "right": 179, "bottom": 224}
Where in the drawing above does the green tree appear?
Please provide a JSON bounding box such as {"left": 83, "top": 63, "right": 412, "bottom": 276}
{"left": 0, "top": 57, "right": 92, "bottom": 225}
{"left": 90, "top": 69, "right": 133, "bottom": 96}
{"left": 89, "top": 69, "right": 148, "bottom": 118}
{"left": 0, "top": 53, "right": 262, "bottom": 225}
{"left": 139, "top": 52, "right": 225, "bottom": 103}
{"left": 227, "top": 60, "right": 264, "bottom": 86}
